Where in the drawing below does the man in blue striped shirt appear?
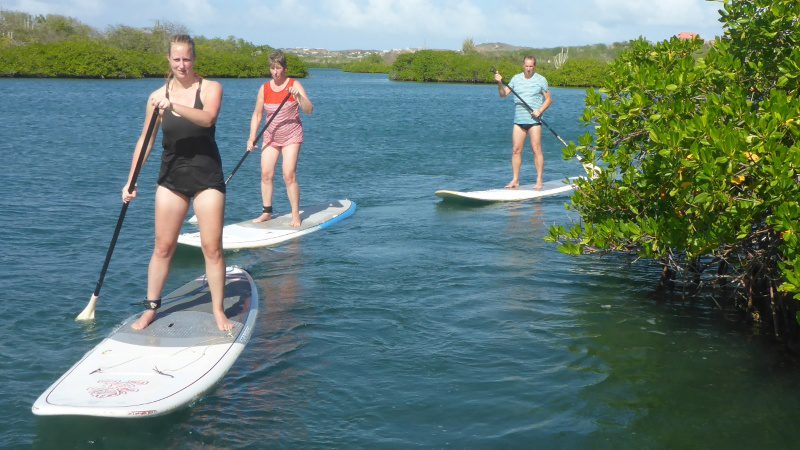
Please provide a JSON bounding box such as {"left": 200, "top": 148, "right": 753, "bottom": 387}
{"left": 495, "top": 55, "right": 552, "bottom": 189}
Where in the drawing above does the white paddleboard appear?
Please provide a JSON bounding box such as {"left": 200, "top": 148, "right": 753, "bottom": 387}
{"left": 178, "top": 199, "right": 356, "bottom": 250}
{"left": 435, "top": 177, "right": 583, "bottom": 203}
{"left": 32, "top": 266, "right": 258, "bottom": 418}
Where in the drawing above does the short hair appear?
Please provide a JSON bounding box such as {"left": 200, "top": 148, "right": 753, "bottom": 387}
{"left": 523, "top": 55, "right": 537, "bottom": 65}
{"left": 269, "top": 50, "right": 288, "bottom": 69}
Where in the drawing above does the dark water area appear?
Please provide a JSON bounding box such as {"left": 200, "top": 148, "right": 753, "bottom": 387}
{"left": 1, "top": 70, "right": 798, "bottom": 449}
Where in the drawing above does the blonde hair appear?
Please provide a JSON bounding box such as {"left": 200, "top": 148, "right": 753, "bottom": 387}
{"left": 165, "top": 34, "right": 196, "bottom": 83}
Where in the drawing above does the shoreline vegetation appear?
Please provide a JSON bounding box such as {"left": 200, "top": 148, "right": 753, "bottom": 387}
{"left": 0, "top": 9, "right": 663, "bottom": 87}
{"left": 547, "top": 0, "right": 800, "bottom": 349}
{"left": 0, "top": 11, "right": 308, "bottom": 79}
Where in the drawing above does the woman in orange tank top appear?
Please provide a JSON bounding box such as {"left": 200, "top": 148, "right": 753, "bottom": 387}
{"left": 246, "top": 50, "right": 313, "bottom": 228}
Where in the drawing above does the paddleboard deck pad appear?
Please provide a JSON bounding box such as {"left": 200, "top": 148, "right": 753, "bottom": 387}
{"left": 435, "top": 177, "right": 583, "bottom": 203}
{"left": 178, "top": 199, "right": 356, "bottom": 250}
{"left": 32, "top": 266, "right": 258, "bottom": 418}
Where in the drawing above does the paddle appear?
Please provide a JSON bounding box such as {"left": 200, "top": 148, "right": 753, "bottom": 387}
{"left": 491, "top": 68, "right": 601, "bottom": 177}
{"left": 76, "top": 107, "right": 161, "bottom": 321}
{"left": 186, "top": 91, "right": 292, "bottom": 225}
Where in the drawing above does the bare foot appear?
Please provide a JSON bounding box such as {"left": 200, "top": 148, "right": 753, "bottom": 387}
{"left": 252, "top": 212, "right": 271, "bottom": 223}
{"left": 290, "top": 214, "right": 301, "bottom": 228}
{"left": 533, "top": 183, "right": 543, "bottom": 190}
{"left": 131, "top": 309, "right": 157, "bottom": 330}
{"left": 505, "top": 180, "right": 519, "bottom": 189}
{"left": 213, "top": 310, "right": 234, "bottom": 332}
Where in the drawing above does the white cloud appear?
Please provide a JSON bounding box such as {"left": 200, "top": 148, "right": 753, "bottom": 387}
{"left": 592, "top": 0, "right": 719, "bottom": 26}
{"left": 6, "top": 0, "right": 97, "bottom": 17}
{"left": 247, "top": 0, "right": 489, "bottom": 49}
{"left": 167, "top": 0, "right": 217, "bottom": 27}
{"left": 2, "top": 0, "right": 725, "bottom": 49}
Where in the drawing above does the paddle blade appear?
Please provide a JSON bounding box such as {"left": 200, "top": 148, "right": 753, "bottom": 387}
{"left": 582, "top": 162, "right": 603, "bottom": 179}
{"left": 187, "top": 214, "right": 198, "bottom": 225}
{"left": 76, "top": 294, "right": 98, "bottom": 321}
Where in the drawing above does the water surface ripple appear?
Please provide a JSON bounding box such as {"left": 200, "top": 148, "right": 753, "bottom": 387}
{"left": 0, "top": 71, "right": 797, "bottom": 449}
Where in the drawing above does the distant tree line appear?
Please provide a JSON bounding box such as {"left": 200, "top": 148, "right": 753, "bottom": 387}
{"left": 380, "top": 37, "right": 660, "bottom": 87}
{"left": 386, "top": 49, "right": 609, "bottom": 87}
{"left": 1, "top": 8, "right": 710, "bottom": 87}
{"left": 380, "top": 39, "right": 713, "bottom": 87}
{"left": 341, "top": 53, "right": 393, "bottom": 74}
{"left": 0, "top": 10, "right": 307, "bottom": 78}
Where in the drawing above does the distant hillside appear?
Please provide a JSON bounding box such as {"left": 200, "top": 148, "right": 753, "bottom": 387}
{"left": 292, "top": 40, "right": 631, "bottom": 70}
{"left": 475, "top": 42, "right": 526, "bottom": 53}
{"left": 475, "top": 41, "right": 631, "bottom": 65}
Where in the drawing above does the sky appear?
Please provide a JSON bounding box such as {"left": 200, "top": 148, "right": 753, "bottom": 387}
{"left": 2, "top": 0, "right": 726, "bottom": 50}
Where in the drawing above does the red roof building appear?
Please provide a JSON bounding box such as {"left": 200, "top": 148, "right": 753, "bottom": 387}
{"left": 675, "top": 32, "right": 700, "bottom": 40}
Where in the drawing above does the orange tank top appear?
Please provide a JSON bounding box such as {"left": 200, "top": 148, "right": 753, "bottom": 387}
{"left": 260, "top": 78, "right": 303, "bottom": 147}
{"left": 263, "top": 78, "right": 296, "bottom": 104}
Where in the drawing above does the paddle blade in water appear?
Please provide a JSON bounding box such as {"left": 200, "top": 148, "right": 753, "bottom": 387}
{"left": 75, "top": 294, "right": 98, "bottom": 321}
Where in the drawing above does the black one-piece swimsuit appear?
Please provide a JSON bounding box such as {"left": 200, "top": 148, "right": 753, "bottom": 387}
{"left": 158, "top": 79, "right": 226, "bottom": 198}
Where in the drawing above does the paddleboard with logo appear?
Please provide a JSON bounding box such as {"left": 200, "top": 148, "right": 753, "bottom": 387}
{"left": 435, "top": 177, "right": 583, "bottom": 203}
{"left": 32, "top": 266, "right": 258, "bottom": 418}
{"left": 178, "top": 199, "right": 356, "bottom": 250}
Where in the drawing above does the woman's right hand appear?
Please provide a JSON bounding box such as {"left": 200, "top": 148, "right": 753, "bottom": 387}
{"left": 150, "top": 94, "right": 172, "bottom": 111}
{"left": 122, "top": 183, "right": 137, "bottom": 203}
{"left": 246, "top": 140, "right": 256, "bottom": 152}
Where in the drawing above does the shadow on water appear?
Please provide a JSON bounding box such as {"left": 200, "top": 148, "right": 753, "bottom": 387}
{"left": 433, "top": 198, "right": 495, "bottom": 211}
{"left": 32, "top": 408, "right": 193, "bottom": 450}
{"left": 433, "top": 197, "right": 534, "bottom": 211}
{"left": 556, "top": 254, "right": 800, "bottom": 448}
{"left": 172, "top": 243, "right": 205, "bottom": 262}
{"left": 434, "top": 197, "right": 546, "bottom": 226}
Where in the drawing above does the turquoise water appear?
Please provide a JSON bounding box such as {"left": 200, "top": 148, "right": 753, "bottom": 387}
{"left": 1, "top": 70, "right": 798, "bottom": 449}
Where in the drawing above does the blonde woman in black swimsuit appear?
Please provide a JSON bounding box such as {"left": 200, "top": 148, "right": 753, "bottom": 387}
{"left": 121, "top": 34, "right": 233, "bottom": 332}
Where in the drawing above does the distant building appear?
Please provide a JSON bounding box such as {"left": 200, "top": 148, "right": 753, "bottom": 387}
{"left": 675, "top": 32, "right": 699, "bottom": 40}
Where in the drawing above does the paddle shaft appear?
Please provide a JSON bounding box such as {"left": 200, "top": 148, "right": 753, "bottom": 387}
{"left": 497, "top": 77, "right": 569, "bottom": 147}
{"left": 224, "top": 92, "right": 292, "bottom": 185}
{"left": 92, "top": 107, "right": 160, "bottom": 297}
{"left": 493, "top": 68, "right": 601, "bottom": 176}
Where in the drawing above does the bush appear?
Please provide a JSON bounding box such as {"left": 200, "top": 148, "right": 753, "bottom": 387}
{"left": 548, "top": 0, "right": 800, "bottom": 341}
{"left": 389, "top": 49, "right": 607, "bottom": 87}
{"left": 0, "top": 11, "right": 308, "bottom": 79}
{"left": 342, "top": 53, "right": 391, "bottom": 74}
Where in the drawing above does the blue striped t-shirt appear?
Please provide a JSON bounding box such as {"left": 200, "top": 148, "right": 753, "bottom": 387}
{"left": 508, "top": 72, "right": 549, "bottom": 124}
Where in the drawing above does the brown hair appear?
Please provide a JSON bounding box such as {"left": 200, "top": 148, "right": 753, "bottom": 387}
{"left": 523, "top": 55, "right": 537, "bottom": 65}
{"left": 165, "top": 34, "right": 196, "bottom": 83}
{"left": 268, "top": 50, "right": 288, "bottom": 69}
